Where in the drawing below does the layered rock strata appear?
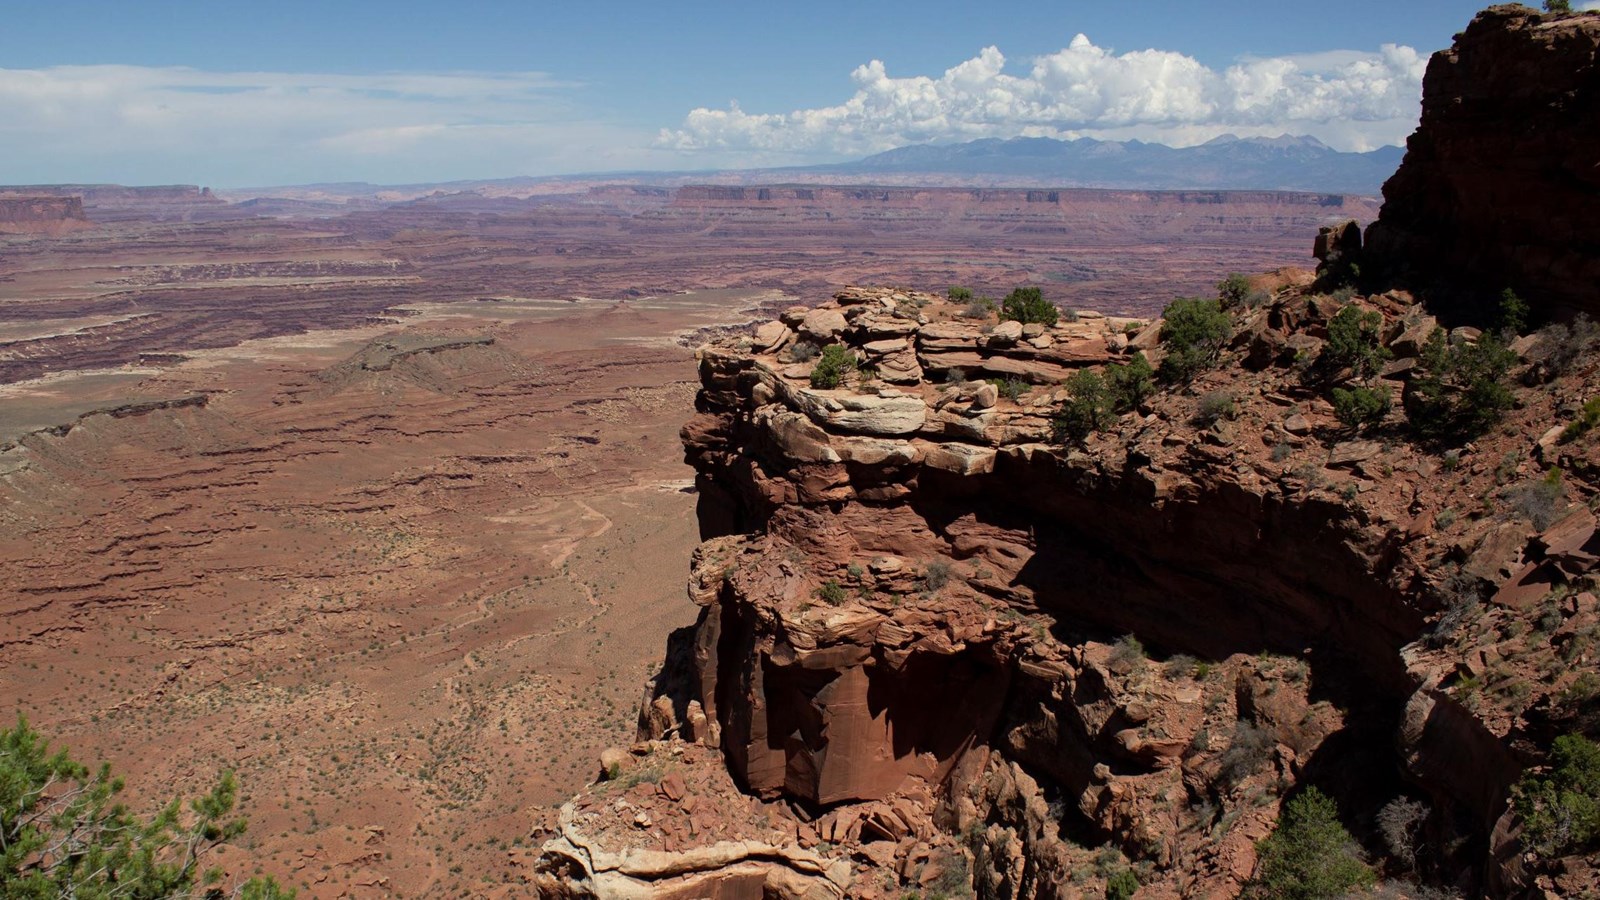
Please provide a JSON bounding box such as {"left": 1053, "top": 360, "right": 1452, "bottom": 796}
{"left": 537, "top": 284, "right": 1600, "bottom": 897}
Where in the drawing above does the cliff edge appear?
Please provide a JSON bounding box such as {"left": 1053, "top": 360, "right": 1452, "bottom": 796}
{"left": 1365, "top": 5, "right": 1600, "bottom": 319}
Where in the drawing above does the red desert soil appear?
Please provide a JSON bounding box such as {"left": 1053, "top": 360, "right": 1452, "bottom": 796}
{"left": 0, "top": 186, "right": 1373, "bottom": 896}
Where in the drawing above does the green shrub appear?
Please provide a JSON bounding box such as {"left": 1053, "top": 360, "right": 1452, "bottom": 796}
{"left": 948, "top": 286, "right": 973, "bottom": 301}
{"left": 1054, "top": 369, "right": 1113, "bottom": 444}
{"left": 809, "top": 343, "right": 858, "bottom": 389}
{"left": 1498, "top": 288, "right": 1530, "bottom": 336}
{"left": 1546, "top": 0, "right": 1573, "bottom": 13}
{"left": 1331, "top": 385, "right": 1391, "bottom": 430}
{"left": 1105, "top": 868, "right": 1140, "bottom": 900}
{"left": 1157, "top": 297, "right": 1231, "bottom": 383}
{"left": 988, "top": 377, "right": 1029, "bottom": 401}
{"left": 1324, "top": 305, "right": 1390, "bottom": 379}
{"left": 1513, "top": 733, "right": 1600, "bottom": 856}
{"left": 1561, "top": 397, "right": 1600, "bottom": 443}
{"left": 1246, "top": 787, "right": 1375, "bottom": 899}
{"left": 1218, "top": 273, "right": 1253, "bottom": 309}
{"left": 817, "top": 580, "right": 848, "bottom": 606}
{"left": 1106, "top": 353, "right": 1155, "bottom": 412}
{"left": 1504, "top": 467, "right": 1567, "bottom": 530}
{"left": 999, "top": 286, "right": 1059, "bottom": 326}
{"left": 1404, "top": 329, "right": 1517, "bottom": 443}
{"left": 1109, "top": 634, "right": 1146, "bottom": 673}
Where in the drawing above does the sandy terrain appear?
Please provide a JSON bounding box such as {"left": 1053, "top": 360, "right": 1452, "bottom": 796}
{"left": 0, "top": 292, "right": 764, "bottom": 897}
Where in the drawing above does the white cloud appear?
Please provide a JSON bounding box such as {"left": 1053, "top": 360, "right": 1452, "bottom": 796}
{"left": 659, "top": 37, "right": 1428, "bottom": 162}
{"left": 1580, "top": 0, "right": 1600, "bottom": 10}
{"left": 0, "top": 65, "right": 669, "bottom": 186}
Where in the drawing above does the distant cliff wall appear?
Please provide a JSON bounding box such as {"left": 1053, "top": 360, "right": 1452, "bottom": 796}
{"left": 0, "top": 195, "right": 92, "bottom": 234}
{"left": 1365, "top": 5, "right": 1600, "bottom": 319}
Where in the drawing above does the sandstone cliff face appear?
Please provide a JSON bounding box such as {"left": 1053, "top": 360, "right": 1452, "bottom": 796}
{"left": 536, "top": 282, "right": 1600, "bottom": 898}
{"left": 1365, "top": 5, "right": 1600, "bottom": 319}
{"left": 0, "top": 195, "right": 92, "bottom": 234}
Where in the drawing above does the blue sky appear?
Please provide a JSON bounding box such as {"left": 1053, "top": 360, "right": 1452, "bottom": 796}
{"left": 0, "top": 1, "right": 1537, "bottom": 186}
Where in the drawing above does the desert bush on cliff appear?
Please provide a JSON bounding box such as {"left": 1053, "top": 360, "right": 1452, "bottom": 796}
{"left": 1562, "top": 397, "right": 1600, "bottom": 443}
{"left": 1331, "top": 386, "right": 1391, "bottom": 431}
{"left": 1513, "top": 733, "right": 1600, "bottom": 857}
{"left": 947, "top": 286, "right": 973, "bottom": 301}
{"left": 1404, "top": 328, "right": 1516, "bottom": 444}
{"left": 1245, "top": 787, "right": 1374, "bottom": 899}
{"left": 1503, "top": 467, "right": 1567, "bottom": 530}
{"left": 1218, "top": 273, "right": 1253, "bottom": 309}
{"left": 1053, "top": 369, "right": 1113, "bottom": 444}
{"left": 1323, "top": 305, "right": 1390, "bottom": 380}
{"left": 1157, "top": 298, "right": 1231, "bottom": 383}
{"left": 1536, "top": 314, "right": 1598, "bottom": 379}
{"left": 1105, "top": 868, "right": 1141, "bottom": 900}
{"left": 999, "top": 286, "right": 1059, "bottom": 326}
{"left": 809, "top": 344, "right": 858, "bottom": 389}
{"left": 1106, "top": 353, "right": 1155, "bottom": 411}
{"left": 0, "top": 715, "right": 293, "bottom": 899}
{"left": 1546, "top": 0, "right": 1573, "bottom": 13}
{"left": 1376, "top": 797, "right": 1428, "bottom": 871}
{"left": 1497, "top": 288, "right": 1530, "bottom": 336}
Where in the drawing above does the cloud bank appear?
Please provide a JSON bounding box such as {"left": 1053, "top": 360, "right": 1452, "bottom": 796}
{"left": 660, "top": 36, "right": 1427, "bottom": 161}
{"left": 0, "top": 65, "right": 665, "bottom": 186}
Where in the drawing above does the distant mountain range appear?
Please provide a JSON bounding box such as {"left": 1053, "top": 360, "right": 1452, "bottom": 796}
{"left": 215, "top": 134, "right": 1404, "bottom": 203}
{"left": 806, "top": 134, "right": 1404, "bottom": 194}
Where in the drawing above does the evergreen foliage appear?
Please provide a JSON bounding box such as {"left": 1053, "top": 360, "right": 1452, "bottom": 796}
{"left": 1157, "top": 298, "right": 1231, "bottom": 383}
{"left": 809, "top": 344, "right": 858, "bottom": 389}
{"left": 999, "top": 287, "right": 1060, "bottom": 326}
{"left": 1245, "top": 787, "right": 1374, "bottom": 900}
{"left": 1514, "top": 733, "right": 1600, "bottom": 857}
{"left": 0, "top": 716, "right": 293, "bottom": 900}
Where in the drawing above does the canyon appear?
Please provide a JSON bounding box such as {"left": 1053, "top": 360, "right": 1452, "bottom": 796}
{"left": 0, "top": 164, "right": 1365, "bottom": 895}
{"left": 4, "top": 5, "right": 1598, "bottom": 898}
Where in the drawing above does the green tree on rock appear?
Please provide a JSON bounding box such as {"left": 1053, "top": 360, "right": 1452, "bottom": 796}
{"left": 1157, "top": 297, "right": 1231, "bottom": 383}
{"left": 1514, "top": 733, "right": 1600, "bottom": 857}
{"left": 1245, "top": 787, "right": 1374, "bottom": 900}
{"left": 1, "top": 715, "right": 293, "bottom": 899}
{"left": 999, "top": 287, "right": 1059, "bottom": 326}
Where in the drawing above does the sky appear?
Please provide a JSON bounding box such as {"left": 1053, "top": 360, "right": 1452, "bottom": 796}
{"left": 0, "top": 0, "right": 1580, "bottom": 187}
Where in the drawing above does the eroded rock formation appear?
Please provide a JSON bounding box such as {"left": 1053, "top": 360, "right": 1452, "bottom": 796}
{"left": 0, "top": 195, "right": 92, "bottom": 234}
{"left": 534, "top": 282, "right": 1600, "bottom": 897}
{"left": 1365, "top": 5, "right": 1600, "bottom": 319}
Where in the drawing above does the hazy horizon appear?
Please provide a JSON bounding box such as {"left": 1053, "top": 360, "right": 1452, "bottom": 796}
{"left": 4, "top": 0, "right": 1586, "bottom": 186}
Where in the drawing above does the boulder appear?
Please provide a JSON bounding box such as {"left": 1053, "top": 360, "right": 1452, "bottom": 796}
{"left": 799, "top": 309, "right": 848, "bottom": 342}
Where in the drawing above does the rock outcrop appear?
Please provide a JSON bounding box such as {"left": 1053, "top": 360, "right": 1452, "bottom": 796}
{"left": 0, "top": 195, "right": 92, "bottom": 234}
{"left": 536, "top": 281, "right": 1600, "bottom": 898}
{"left": 1364, "top": 5, "right": 1600, "bottom": 319}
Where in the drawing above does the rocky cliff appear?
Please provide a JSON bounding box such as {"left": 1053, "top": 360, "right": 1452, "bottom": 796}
{"left": 1365, "top": 5, "right": 1600, "bottom": 320}
{"left": 534, "top": 281, "right": 1600, "bottom": 898}
{"left": 0, "top": 195, "right": 92, "bottom": 235}
{"left": 531, "top": 8, "right": 1600, "bottom": 897}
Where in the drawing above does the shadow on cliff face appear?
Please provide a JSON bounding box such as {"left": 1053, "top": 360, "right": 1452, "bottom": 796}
{"left": 906, "top": 458, "right": 1491, "bottom": 879}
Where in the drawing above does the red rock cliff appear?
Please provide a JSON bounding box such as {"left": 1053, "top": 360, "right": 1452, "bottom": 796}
{"left": 0, "top": 195, "right": 92, "bottom": 234}
{"left": 1365, "top": 5, "right": 1600, "bottom": 319}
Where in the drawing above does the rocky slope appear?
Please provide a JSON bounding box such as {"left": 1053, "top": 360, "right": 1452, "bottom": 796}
{"left": 1365, "top": 5, "right": 1600, "bottom": 319}
{"left": 533, "top": 278, "right": 1599, "bottom": 898}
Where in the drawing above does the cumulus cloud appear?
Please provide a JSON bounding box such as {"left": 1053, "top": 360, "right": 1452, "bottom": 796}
{"left": 659, "top": 36, "right": 1428, "bottom": 161}
{"left": 0, "top": 65, "right": 667, "bottom": 186}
